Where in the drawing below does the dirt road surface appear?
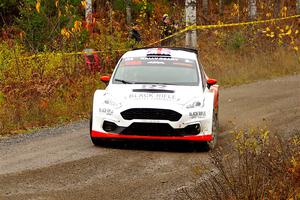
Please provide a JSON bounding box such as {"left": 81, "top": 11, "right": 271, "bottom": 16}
{"left": 0, "top": 75, "right": 299, "bottom": 200}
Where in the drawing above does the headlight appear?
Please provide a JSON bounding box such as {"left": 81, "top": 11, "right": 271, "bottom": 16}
{"left": 104, "top": 99, "right": 122, "bottom": 109}
{"left": 185, "top": 99, "right": 203, "bottom": 109}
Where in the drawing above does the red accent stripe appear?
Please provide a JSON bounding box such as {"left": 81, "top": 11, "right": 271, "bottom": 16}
{"left": 157, "top": 48, "right": 162, "bottom": 55}
{"left": 91, "top": 131, "right": 212, "bottom": 141}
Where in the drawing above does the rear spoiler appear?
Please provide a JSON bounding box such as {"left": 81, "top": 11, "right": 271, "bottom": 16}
{"left": 133, "top": 47, "right": 198, "bottom": 55}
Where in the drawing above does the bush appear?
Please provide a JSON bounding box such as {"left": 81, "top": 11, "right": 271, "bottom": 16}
{"left": 226, "top": 30, "right": 246, "bottom": 50}
{"left": 0, "top": 41, "right": 104, "bottom": 135}
{"left": 0, "top": 0, "right": 20, "bottom": 26}
{"left": 177, "top": 129, "right": 300, "bottom": 200}
{"left": 16, "top": 0, "right": 85, "bottom": 51}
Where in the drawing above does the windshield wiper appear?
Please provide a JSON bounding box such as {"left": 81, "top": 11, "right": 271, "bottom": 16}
{"left": 114, "top": 79, "right": 134, "bottom": 84}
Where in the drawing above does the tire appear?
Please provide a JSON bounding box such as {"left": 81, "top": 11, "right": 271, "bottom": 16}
{"left": 204, "top": 111, "right": 218, "bottom": 151}
{"left": 89, "top": 112, "right": 93, "bottom": 134}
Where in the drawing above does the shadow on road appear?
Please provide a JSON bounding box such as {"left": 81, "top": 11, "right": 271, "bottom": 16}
{"left": 90, "top": 129, "right": 229, "bottom": 153}
{"left": 92, "top": 139, "right": 213, "bottom": 153}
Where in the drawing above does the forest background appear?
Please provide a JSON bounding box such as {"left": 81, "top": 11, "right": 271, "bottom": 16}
{"left": 0, "top": 0, "right": 299, "bottom": 135}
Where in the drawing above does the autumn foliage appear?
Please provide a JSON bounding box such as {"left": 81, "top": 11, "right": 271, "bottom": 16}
{"left": 0, "top": 0, "right": 300, "bottom": 135}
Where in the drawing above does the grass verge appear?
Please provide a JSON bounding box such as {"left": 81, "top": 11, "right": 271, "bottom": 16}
{"left": 177, "top": 129, "right": 300, "bottom": 200}
{"left": 202, "top": 48, "right": 300, "bottom": 87}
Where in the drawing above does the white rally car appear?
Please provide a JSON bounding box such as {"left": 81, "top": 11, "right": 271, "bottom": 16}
{"left": 90, "top": 47, "right": 219, "bottom": 150}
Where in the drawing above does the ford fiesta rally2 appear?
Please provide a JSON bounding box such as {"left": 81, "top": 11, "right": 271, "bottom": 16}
{"left": 90, "top": 47, "right": 219, "bottom": 150}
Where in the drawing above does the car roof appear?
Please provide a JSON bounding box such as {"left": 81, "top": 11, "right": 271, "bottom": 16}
{"left": 122, "top": 47, "right": 198, "bottom": 60}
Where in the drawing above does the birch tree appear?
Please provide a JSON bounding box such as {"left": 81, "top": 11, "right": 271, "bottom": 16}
{"left": 85, "top": 0, "right": 92, "bottom": 25}
{"left": 125, "top": 0, "right": 132, "bottom": 26}
{"left": 203, "top": 0, "right": 208, "bottom": 16}
{"left": 185, "top": 0, "right": 197, "bottom": 48}
{"left": 248, "top": 0, "right": 257, "bottom": 20}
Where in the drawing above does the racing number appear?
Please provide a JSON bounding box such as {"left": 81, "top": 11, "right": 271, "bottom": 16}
{"left": 142, "top": 85, "right": 166, "bottom": 89}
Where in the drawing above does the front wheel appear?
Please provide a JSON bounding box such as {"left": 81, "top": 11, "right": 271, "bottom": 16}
{"left": 205, "top": 111, "right": 219, "bottom": 151}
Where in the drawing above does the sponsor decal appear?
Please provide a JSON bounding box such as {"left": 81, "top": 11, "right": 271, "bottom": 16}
{"left": 125, "top": 57, "right": 134, "bottom": 61}
{"left": 147, "top": 61, "right": 165, "bottom": 65}
{"left": 189, "top": 111, "right": 206, "bottom": 118}
{"left": 125, "top": 61, "right": 142, "bottom": 65}
{"left": 140, "top": 57, "right": 178, "bottom": 61}
{"left": 141, "top": 84, "right": 166, "bottom": 89}
{"left": 129, "top": 93, "right": 179, "bottom": 101}
{"left": 99, "top": 108, "right": 114, "bottom": 115}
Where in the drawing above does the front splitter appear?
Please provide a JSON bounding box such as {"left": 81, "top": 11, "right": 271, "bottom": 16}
{"left": 91, "top": 130, "right": 212, "bottom": 141}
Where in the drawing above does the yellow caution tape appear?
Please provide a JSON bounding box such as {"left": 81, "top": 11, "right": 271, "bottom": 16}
{"left": 148, "top": 14, "right": 300, "bottom": 46}
{"left": 15, "top": 14, "right": 300, "bottom": 61}
{"left": 15, "top": 48, "right": 130, "bottom": 61}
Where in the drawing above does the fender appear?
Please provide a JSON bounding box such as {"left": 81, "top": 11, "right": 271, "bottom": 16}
{"left": 210, "top": 85, "right": 219, "bottom": 113}
{"left": 203, "top": 89, "right": 215, "bottom": 134}
{"left": 92, "top": 89, "right": 106, "bottom": 131}
{"left": 93, "top": 89, "right": 106, "bottom": 112}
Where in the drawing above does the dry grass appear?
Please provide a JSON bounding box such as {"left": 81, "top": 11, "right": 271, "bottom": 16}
{"left": 0, "top": 50, "right": 105, "bottom": 136}
{"left": 176, "top": 129, "right": 300, "bottom": 200}
{"left": 202, "top": 48, "right": 300, "bottom": 87}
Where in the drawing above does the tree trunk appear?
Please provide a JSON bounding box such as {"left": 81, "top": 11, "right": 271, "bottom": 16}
{"left": 297, "top": 0, "right": 300, "bottom": 14}
{"left": 125, "top": 0, "right": 132, "bottom": 26}
{"left": 85, "top": 0, "right": 92, "bottom": 24}
{"left": 203, "top": 0, "right": 208, "bottom": 16}
{"left": 239, "top": 0, "right": 244, "bottom": 17}
{"left": 219, "top": 0, "right": 224, "bottom": 16}
{"left": 238, "top": 0, "right": 244, "bottom": 22}
{"left": 248, "top": 0, "right": 257, "bottom": 20}
{"left": 273, "top": 0, "right": 281, "bottom": 17}
{"left": 185, "top": 0, "right": 197, "bottom": 48}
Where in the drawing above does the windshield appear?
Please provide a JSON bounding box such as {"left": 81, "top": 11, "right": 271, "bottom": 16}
{"left": 112, "top": 57, "right": 200, "bottom": 86}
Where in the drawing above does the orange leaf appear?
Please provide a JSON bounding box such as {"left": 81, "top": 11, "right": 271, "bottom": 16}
{"left": 36, "top": 0, "right": 41, "bottom": 13}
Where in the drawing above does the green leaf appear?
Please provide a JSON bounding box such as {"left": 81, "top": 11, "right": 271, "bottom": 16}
{"left": 0, "top": 92, "right": 5, "bottom": 104}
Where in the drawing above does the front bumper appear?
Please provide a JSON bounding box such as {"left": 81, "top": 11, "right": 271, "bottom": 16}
{"left": 92, "top": 105, "right": 214, "bottom": 142}
{"left": 91, "top": 130, "right": 212, "bottom": 141}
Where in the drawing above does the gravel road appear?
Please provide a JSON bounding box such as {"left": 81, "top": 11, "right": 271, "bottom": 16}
{"left": 0, "top": 75, "right": 299, "bottom": 200}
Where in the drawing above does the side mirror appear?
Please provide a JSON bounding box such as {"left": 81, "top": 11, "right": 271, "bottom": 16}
{"left": 101, "top": 75, "right": 110, "bottom": 85}
{"left": 207, "top": 78, "right": 217, "bottom": 89}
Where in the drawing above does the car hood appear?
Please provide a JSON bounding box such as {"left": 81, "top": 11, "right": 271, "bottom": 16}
{"left": 104, "top": 84, "right": 204, "bottom": 107}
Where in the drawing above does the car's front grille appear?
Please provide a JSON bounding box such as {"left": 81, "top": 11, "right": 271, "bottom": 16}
{"left": 120, "top": 123, "right": 200, "bottom": 136}
{"left": 121, "top": 108, "right": 182, "bottom": 121}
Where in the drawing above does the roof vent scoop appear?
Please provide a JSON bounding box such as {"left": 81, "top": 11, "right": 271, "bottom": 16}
{"left": 146, "top": 48, "right": 171, "bottom": 58}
